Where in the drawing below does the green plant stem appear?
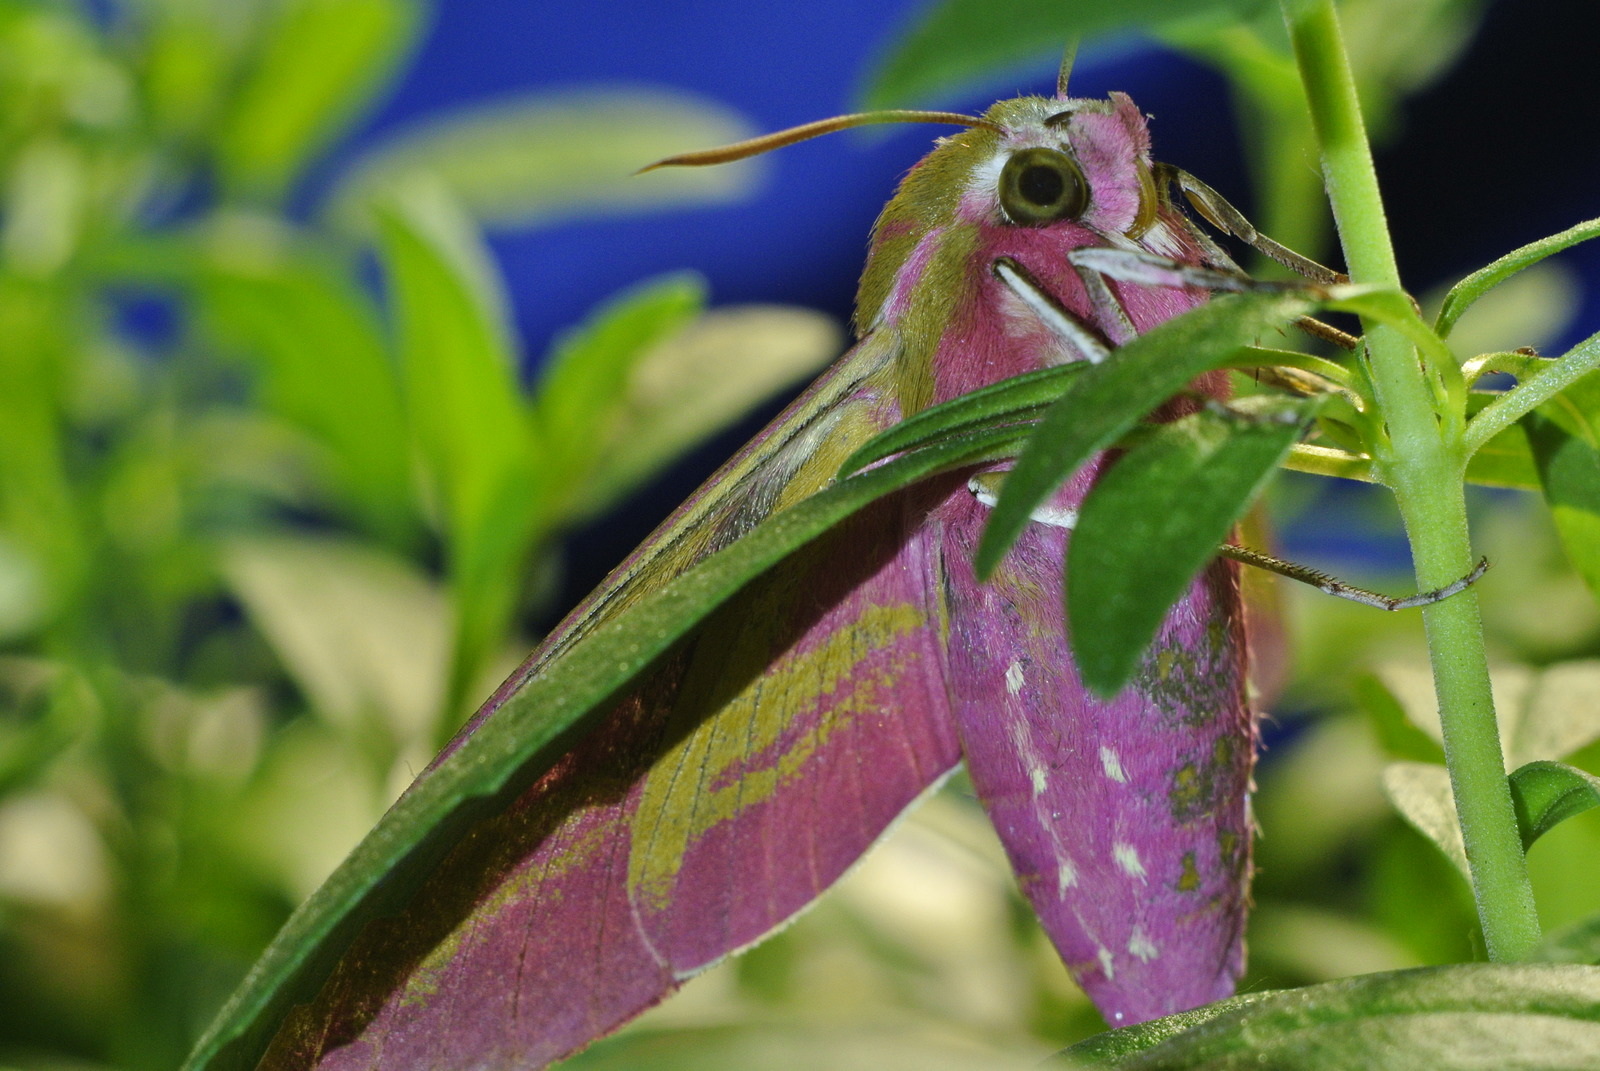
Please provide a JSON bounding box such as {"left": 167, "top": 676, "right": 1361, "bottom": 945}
{"left": 1282, "top": 0, "right": 1541, "bottom": 962}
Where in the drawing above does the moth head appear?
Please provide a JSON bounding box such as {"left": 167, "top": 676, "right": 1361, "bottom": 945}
{"left": 639, "top": 90, "right": 1162, "bottom": 336}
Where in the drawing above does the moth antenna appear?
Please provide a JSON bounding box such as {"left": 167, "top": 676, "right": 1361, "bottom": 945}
{"left": 638, "top": 110, "right": 997, "bottom": 172}
{"left": 1056, "top": 39, "right": 1079, "bottom": 98}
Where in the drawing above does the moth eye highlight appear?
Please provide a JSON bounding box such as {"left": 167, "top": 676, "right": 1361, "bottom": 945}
{"left": 999, "top": 147, "right": 1087, "bottom": 226}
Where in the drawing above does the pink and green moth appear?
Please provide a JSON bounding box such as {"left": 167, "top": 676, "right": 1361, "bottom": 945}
{"left": 253, "top": 69, "right": 1363, "bottom": 1070}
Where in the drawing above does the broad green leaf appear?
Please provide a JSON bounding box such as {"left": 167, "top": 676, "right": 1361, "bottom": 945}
{"left": 533, "top": 274, "right": 705, "bottom": 515}
{"left": 324, "top": 89, "right": 763, "bottom": 233}
{"left": 1525, "top": 412, "right": 1600, "bottom": 600}
{"left": 841, "top": 363, "right": 1085, "bottom": 477}
{"left": 861, "top": 0, "right": 1266, "bottom": 109}
{"left": 1064, "top": 964, "right": 1600, "bottom": 1069}
{"left": 974, "top": 287, "right": 1332, "bottom": 580}
{"left": 374, "top": 181, "right": 539, "bottom": 708}
{"left": 1069, "top": 394, "right": 1318, "bottom": 695}
{"left": 193, "top": 217, "right": 413, "bottom": 538}
{"left": 1509, "top": 760, "right": 1600, "bottom": 850}
{"left": 214, "top": 0, "right": 422, "bottom": 197}
{"left": 1380, "top": 761, "right": 1467, "bottom": 878}
{"left": 575, "top": 304, "right": 842, "bottom": 519}
{"left": 182, "top": 424, "right": 1029, "bottom": 1071}
{"left": 1437, "top": 217, "right": 1600, "bottom": 339}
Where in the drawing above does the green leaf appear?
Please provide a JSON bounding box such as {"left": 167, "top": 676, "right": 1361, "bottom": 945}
{"left": 1069, "top": 394, "right": 1319, "bottom": 695}
{"left": 324, "top": 89, "right": 764, "bottom": 233}
{"left": 575, "top": 305, "right": 842, "bottom": 519}
{"left": 181, "top": 424, "right": 1028, "bottom": 1071}
{"left": 1065, "top": 964, "right": 1600, "bottom": 1069}
{"left": 374, "top": 181, "right": 539, "bottom": 707}
{"left": 215, "top": 0, "right": 422, "bottom": 198}
{"left": 1437, "top": 217, "right": 1600, "bottom": 339}
{"left": 840, "top": 363, "right": 1085, "bottom": 477}
{"left": 861, "top": 0, "right": 1266, "bottom": 109}
{"left": 974, "top": 287, "right": 1328, "bottom": 580}
{"left": 533, "top": 274, "right": 706, "bottom": 515}
{"left": 1509, "top": 760, "right": 1600, "bottom": 851}
{"left": 1524, "top": 412, "right": 1600, "bottom": 600}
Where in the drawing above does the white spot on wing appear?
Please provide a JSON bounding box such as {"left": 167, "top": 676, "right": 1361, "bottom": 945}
{"left": 1128, "top": 927, "right": 1159, "bottom": 962}
{"left": 1099, "top": 746, "right": 1128, "bottom": 784}
{"left": 1005, "top": 661, "right": 1024, "bottom": 695}
{"left": 1030, "top": 765, "right": 1048, "bottom": 797}
{"left": 1057, "top": 859, "right": 1078, "bottom": 896}
{"left": 1097, "top": 945, "right": 1116, "bottom": 980}
{"left": 1113, "top": 842, "right": 1147, "bottom": 882}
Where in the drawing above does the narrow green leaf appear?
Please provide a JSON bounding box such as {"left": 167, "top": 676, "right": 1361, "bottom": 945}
{"left": 534, "top": 274, "right": 706, "bottom": 513}
{"left": 1069, "top": 394, "right": 1318, "bottom": 695}
{"left": 1437, "top": 217, "right": 1600, "bottom": 339}
{"left": 215, "top": 0, "right": 422, "bottom": 197}
{"left": 324, "top": 89, "right": 763, "bottom": 233}
{"left": 1524, "top": 412, "right": 1600, "bottom": 599}
{"left": 861, "top": 0, "right": 1265, "bottom": 109}
{"left": 374, "top": 181, "right": 539, "bottom": 707}
{"left": 974, "top": 287, "right": 1324, "bottom": 580}
{"left": 1509, "top": 760, "right": 1600, "bottom": 851}
{"left": 840, "top": 363, "right": 1085, "bottom": 477}
{"left": 181, "top": 424, "right": 1027, "bottom": 1071}
{"left": 1065, "top": 964, "right": 1600, "bottom": 1069}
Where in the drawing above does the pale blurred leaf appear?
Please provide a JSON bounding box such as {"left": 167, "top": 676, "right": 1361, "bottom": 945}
{"left": 1426, "top": 261, "right": 1580, "bottom": 362}
{"left": 575, "top": 304, "right": 843, "bottom": 519}
{"left": 1509, "top": 661, "right": 1600, "bottom": 768}
{"left": 325, "top": 88, "right": 763, "bottom": 233}
{"left": 534, "top": 274, "right": 705, "bottom": 514}
{"left": 1381, "top": 761, "right": 1468, "bottom": 879}
{"left": 1249, "top": 903, "right": 1422, "bottom": 982}
{"left": 221, "top": 535, "right": 448, "bottom": 744}
{"left": 233, "top": 719, "right": 386, "bottom": 900}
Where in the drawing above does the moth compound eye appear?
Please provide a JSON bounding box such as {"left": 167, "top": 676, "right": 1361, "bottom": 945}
{"left": 998, "top": 147, "right": 1088, "bottom": 226}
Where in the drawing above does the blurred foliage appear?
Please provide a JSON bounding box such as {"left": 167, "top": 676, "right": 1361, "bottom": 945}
{"left": 3, "top": 0, "right": 1599, "bottom": 1069}
{"left": 0, "top": 1, "right": 836, "bottom": 1067}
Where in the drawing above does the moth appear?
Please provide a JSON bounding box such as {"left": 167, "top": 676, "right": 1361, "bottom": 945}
{"left": 250, "top": 70, "right": 1370, "bottom": 1070}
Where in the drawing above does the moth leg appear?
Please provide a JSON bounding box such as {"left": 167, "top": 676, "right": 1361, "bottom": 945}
{"left": 1219, "top": 544, "right": 1491, "bottom": 611}
{"left": 992, "top": 256, "right": 1113, "bottom": 364}
{"left": 968, "top": 474, "right": 1490, "bottom": 612}
{"left": 1069, "top": 247, "right": 1288, "bottom": 294}
{"left": 1161, "top": 164, "right": 1348, "bottom": 285}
